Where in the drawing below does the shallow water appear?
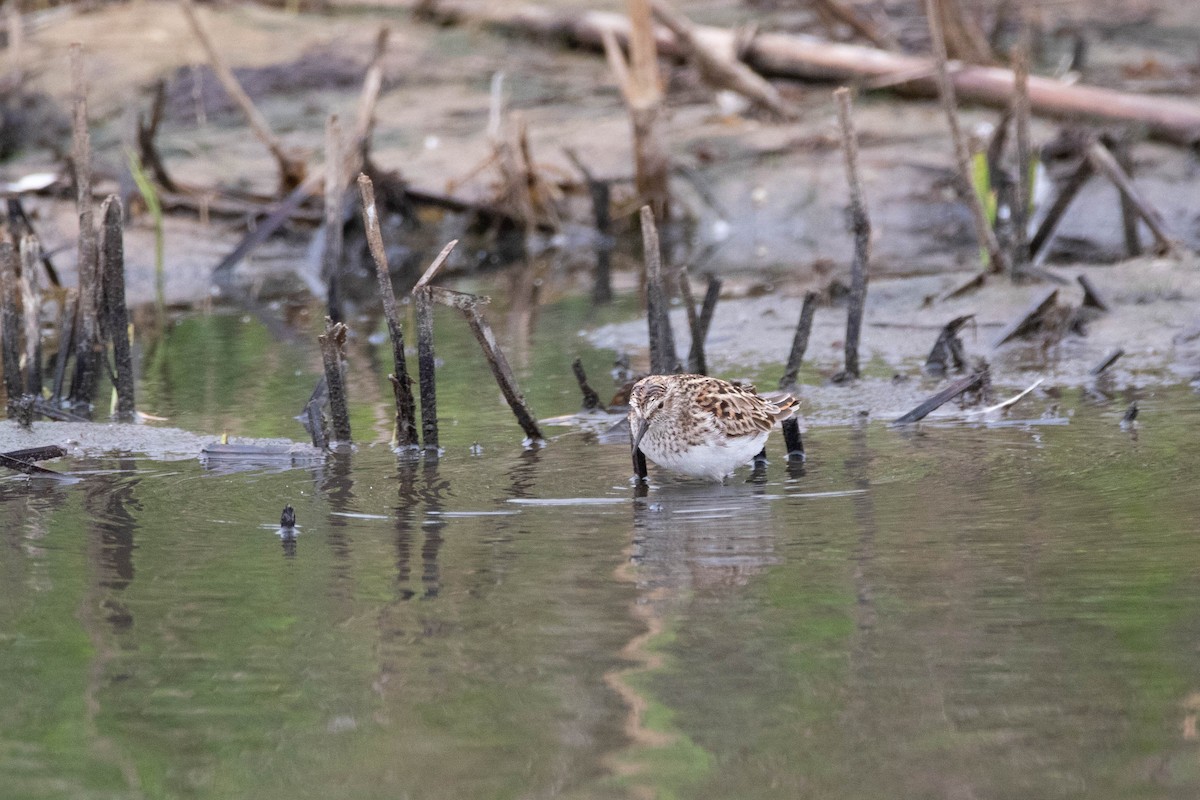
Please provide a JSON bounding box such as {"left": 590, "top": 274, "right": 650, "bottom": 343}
{"left": 3, "top": 295, "right": 1200, "bottom": 800}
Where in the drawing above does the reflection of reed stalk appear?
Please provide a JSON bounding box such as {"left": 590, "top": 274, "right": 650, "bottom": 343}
{"left": 126, "top": 149, "right": 165, "bottom": 321}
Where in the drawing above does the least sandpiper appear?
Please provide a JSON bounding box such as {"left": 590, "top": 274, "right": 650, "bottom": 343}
{"left": 629, "top": 374, "right": 798, "bottom": 481}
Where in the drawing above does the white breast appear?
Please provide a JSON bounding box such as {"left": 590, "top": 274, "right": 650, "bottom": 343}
{"left": 641, "top": 430, "right": 770, "bottom": 481}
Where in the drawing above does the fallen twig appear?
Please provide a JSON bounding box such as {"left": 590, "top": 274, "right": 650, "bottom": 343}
{"left": 1090, "top": 348, "right": 1124, "bottom": 376}
{"left": 893, "top": 370, "right": 986, "bottom": 424}
{"left": 992, "top": 287, "right": 1058, "bottom": 347}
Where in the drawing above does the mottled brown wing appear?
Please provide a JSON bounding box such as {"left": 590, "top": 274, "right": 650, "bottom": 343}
{"left": 693, "top": 378, "right": 794, "bottom": 437}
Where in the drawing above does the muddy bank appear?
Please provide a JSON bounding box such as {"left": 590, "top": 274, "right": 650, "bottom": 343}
{"left": 588, "top": 253, "right": 1200, "bottom": 422}
{"left": 4, "top": 1, "right": 1200, "bottom": 308}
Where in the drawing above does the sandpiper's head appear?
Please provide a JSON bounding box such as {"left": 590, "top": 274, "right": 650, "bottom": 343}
{"left": 629, "top": 376, "right": 672, "bottom": 454}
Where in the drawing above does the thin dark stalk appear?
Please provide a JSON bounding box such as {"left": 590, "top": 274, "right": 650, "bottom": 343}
{"left": 1085, "top": 140, "right": 1175, "bottom": 255}
{"left": 696, "top": 275, "right": 721, "bottom": 346}
{"left": 571, "top": 358, "right": 603, "bottom": 410}
{"left": 318, "top": 318, "right": 351, "bottom": 443}
{"left": 357, "top": 174, "right": 418, "bottom": 448}
{"left": 640, "top": 205, "right": 677, "bottom": 374}
{"left": 779, "top": 290, "right": 818, "bottom": 389}
{"left": 678, "top": 267, "right": 709, "bottom": 374}
{"left": 415, "top": 288, "right": 438, "bottom": 451}
{"left": 835, "top": 88, "right": 870, "bottom": 379}
{"left": 99, "top": 196, "right": 135, "bottom": 421}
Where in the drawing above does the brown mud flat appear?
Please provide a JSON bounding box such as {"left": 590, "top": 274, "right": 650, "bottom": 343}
{"left": 3, "top": 1, "right": 1199, "bottom": 430}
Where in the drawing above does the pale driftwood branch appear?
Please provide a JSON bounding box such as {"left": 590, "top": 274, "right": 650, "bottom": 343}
{"left": 180, "top": 0, "right": 307, "bottom": 192}
{"left": 650, "top": 0, "right": 794, "bottom": 120}
{"left": 403, "top": 0, "right": 1200, "bottom": 148}
{"left": 924, "top": 0, "right": 1009, "bottom": 277}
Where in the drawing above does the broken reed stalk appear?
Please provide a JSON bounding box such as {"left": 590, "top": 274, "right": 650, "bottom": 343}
{"left": 356, "top": 174, "right": 419, "bottom": 448}
{"left": 925, "top": 314, "right": 972, "bottom": 374}
{"left": 1076, "top": 273, "right": 1109, "bottom": 311}
{"left": 180, "top": 0, "right": 306, "bottom": 191}
{"left": 640, "top": 205, "right": 678, "bottom": 374}
{"left": 18, "top": 235, "right": 42, "bottom": 396}
{"left": 696, "top": 275, "right": 721, "bottom": 344}
{"left": 324, "top": 114, "right": 345, "bottom": 321}
{"left": 779, "top": 290, "right": 818, "bottom": 390}
{"left": 602, "top": 0, "right": 670, "bottom": 221}
{"left": 318, "top": 318, "right": 352, "bottom": 443}
{"left": 992, "top": 287, "right": 1058, "bottom": 347}
{"left": 429, "top": 287, "right": 544, "bottom": 443}
{"left": 99, "top": 196, "right": 135, "bottom": 422}
{"left": 408, "top": 240, "right": 459, "bottom": 453}
{"left": 922, "top": 0, "right": 1010, "bottom": 276}
{"left": 571, "top": 358, "right": 603, "bottom": 410}
{"left": 1010, "top": 25, "right": 1032, "bottom": 275}
{"left": 355, "top": 175, "right": 422, "bottom": 448}
{"left": 68, "top": 43, "right": 101, "bottom": 416}
{"left": 834, "top": 88, "right": 870, "bottom": 380}
{"left": 893, "top": 370, "right": 986, "bottom": 424}
{"left": 0, "top": 244, "right": 22, "bottom": 414}
{"left": 1083, "top": 140, "right": 1176, "bottom": 255}
{"left": 1112, "top": 136, "right": 1143, "bottom": 257}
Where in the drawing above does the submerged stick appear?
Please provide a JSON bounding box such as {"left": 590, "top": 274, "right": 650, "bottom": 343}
{"left": 0, "top": 449, "right": 67, "bottom": 477}
{"left": 318, "top": 318, "right": 351, "bottom": 443}
{"left": 0, "top": 243, "right": 22, "bottom": 412}
{"left": 572, "top": 358, "right": 603, "bottom": 410}
{"left": 19, "top": 235, "right": 42, "bottom": 396}
{"left": 834, "top": 88, "right": 870, "bottom": 379}
{"left": 779, "top": 290, "right": 818, "bottom": 390}
{"left": 68, "top": 44, "right": 100, "bottom": 415}
{"left": 923, "top": 0, "right": 1010, "bottom": 276}
{"left": 357, "top": 174, "right": 419, "bottom": 448}
{"left": 429, "top": 287, "right": 544, "bottom": 443}
{"left": 99, "top": 196, "right": 135, "bottom": 422}
{"left": 893, "top": 371, "right": 986, "bottom": 424}
{"left": 640, "top": 205, "right": 678, "bottom": 374}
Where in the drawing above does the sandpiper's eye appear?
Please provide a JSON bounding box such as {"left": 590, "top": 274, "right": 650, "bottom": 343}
{"left": 641, "top": 384, "right": 665, "bottom": 406}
